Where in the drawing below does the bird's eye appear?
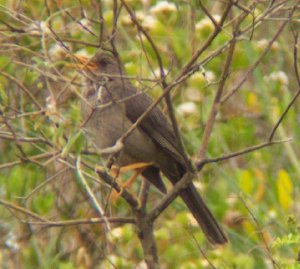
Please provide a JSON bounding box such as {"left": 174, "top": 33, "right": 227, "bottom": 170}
{"left": 99, "top": 59, "right": 108, "bottom": 67}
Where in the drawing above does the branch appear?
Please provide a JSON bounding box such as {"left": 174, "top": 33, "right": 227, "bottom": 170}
{"left": 26, "top": 217, "right": 135, "bottom": 227}
{"left": 268, "top": 8, "right": 300, "bottom": 141}
{"left": 95, "top": 166, "right": 140, "bottom": 209}
{"left": 121, "top": 0, "right": 188, "bottom": 163}
{"left": 221, "top": 17, "right": 290, "bottom": 103}
{"left": 197, "top": 36, "right": 237, "bottom": 160}
{"left": 147, "top": 172, "right": 194, "bottom": 223}
{"left": 239, "top": 196, "right": 279, "bottom": 268}
{"left": 135, "top": 209, "right": 159, "bottom": 268}
{"left": 0, "top": 71, "right": 42, "bottom": 110}
{"left": 0, "top": 199, "right": 48, "bottom": 222}
{"left": 0, "top": 151, "right": 60, "bottom": 170}
{"left": 196, "top": 138, "right": 292, "bottom": 170}
{"left": 76, "top": 156, "right": 111, "bottom": 232}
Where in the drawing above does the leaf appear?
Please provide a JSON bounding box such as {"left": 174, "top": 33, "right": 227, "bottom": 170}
{"left": 33, "top": 193, "right": 54, "bottom": 214}
{"left": 254, "top": 169, "right": 265, "bottom": 202}
{"left": 243, "top": 220, "right": 259, "bottom": 241}
{"left": 272, "top": 233, "right": 300, "bottom": 248}
{"left": 61, "top": 130, "right": 83, "bottom": 157}
{"left": 247, "top": 92, "right": 261, "bottom": 113}
{"left": 239, "top": 170, "right": 254, "bottom": 194}
{"left": 0, "top": 83, "right": 8, "bottom": 105}
{"left": 277, "top": 169, "right": 293, "bottom": 212}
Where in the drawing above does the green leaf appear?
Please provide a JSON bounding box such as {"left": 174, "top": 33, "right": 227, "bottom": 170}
{"left": 33, "top": 193, "right": 54, "bottom": 214}
{"left": 61, "top": 130, "right": 84, "bottom": 157}
{"left": 58, "top": 262, "right": 76, "bottom": 269}
{"left": 0, "top": 83, "right": 8, "bottom": 104}
{"left": 272, "top": 233, "right": 300, "bottom": 248}
{"left": 239, "top": 170, "right": 254, "bottom": 194}
{"left": 277, "top": 169, "right": 293, "bottom": 212}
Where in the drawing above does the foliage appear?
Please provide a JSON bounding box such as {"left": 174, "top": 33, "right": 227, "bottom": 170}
{"left": 0, "top": 0, "right": 300, "bottom": 268}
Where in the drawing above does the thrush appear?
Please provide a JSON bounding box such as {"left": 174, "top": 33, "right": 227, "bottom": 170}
{"left": 79, "top": 52, "right": 228, "bottom": 244}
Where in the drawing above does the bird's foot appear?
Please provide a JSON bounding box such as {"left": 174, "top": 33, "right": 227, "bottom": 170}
{"left": 109, "top": 162, "right": 152, "bottom": 202}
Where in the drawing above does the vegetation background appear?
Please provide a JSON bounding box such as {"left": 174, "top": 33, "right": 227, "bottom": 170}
{"left": 0, "top": 0, "right": 299, "bottom": 268}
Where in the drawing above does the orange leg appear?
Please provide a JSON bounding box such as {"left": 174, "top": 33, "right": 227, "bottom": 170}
{"left": 109, "top": 162, "right": 152, "bottom": 201}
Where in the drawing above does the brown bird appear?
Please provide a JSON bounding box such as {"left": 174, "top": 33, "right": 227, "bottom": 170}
{"left": 79, "top": 52, "right": 227, "bottom": 244}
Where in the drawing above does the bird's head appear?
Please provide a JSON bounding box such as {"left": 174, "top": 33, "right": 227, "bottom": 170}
{"left": 74, "top": 52, "right": 123, "bottom": 78}
{"left": 74, "top": 52, "right": 128, "bottom": 103}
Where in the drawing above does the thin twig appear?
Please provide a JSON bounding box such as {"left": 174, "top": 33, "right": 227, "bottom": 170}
{"left": 197, "top": 34, "right": 237, "bottom": 160}
{"left": 0, "top": 199, "right": 48, "bottom": 222}
{"left": 95, "top": 167, "right": 139, "bottom": 209}
{"left": 147, "top": 173, "right": 194, "bottom": 222}
{"left": 27, "top": 217, "right": 135, "bottom": 227}
{"left": 222, "top": 17, "right": 290, "bottom": 103}
{"left": 196, "top": 138, "right": 292, "bottom": 170}
{"left": 24, "top": 168, "right": 69, "bottom": 200}
{"left": 239, "top": 195, "right": 279, "bottom": 268}
{"left": 269, "top": 5, "right": 299, "bottom": 141}
{"left": 0, "top": 71, "right": 42, "bottom": 110}
{"left": 76, "top": 156, "right": 111, "bottom": 231}
{"left": 121, "top": 0, "right": 188, "bottom": 163}
{"left": 190, "top": 229, "right": 217, "bottom": 269}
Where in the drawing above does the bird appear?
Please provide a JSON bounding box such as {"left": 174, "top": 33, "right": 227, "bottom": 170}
{"left": 78, "top": 51, "right": 228, "bottom": 244}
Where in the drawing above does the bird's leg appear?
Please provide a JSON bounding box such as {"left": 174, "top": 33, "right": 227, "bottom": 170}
{"left": 109, "top": 162, "right": 152, "bottom": 201}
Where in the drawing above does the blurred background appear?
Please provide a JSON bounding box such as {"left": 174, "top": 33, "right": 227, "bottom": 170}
{"left": 0, "top": 0, "right": 299, "bottom": 268}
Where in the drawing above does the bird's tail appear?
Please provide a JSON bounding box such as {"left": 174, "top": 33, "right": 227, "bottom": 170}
{"left": 179, "top": 182, "right": 228, "bottom": 244}
{"left": 157, "top": 154, "right": 227, "bottom": 244}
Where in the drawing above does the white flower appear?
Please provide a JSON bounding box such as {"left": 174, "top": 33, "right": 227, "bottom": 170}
{"left": 49, "top": 44, "right": 66, "bottom": 61}
{"left": 40, "top": 21, "right": 51, "bottom": 34}
{"left": 190, "top": 69, "right": 215, "bottom": 84}
{"left": 256, "top": 39, "right": 279, "bottom": 51}
{"left": 190, "top": 72, "right": 205, "bottom": 84}
{"left": 79, "top": 18, "right": 89, "bottom": 27}
{"left": 121, "top": 12, "right": 158, "bottom": 30}
{"left": 136, "top": 261, "right": 147, "bottom": 269}
{"left": 185, "top": 87, "right": 202, "bottom": 102}
{"left": 193, "top": 181, "right": 204, "bottom": 191}
{"left": 186, "top": 212, "right": 198, "bottom": 226}
{"left": 265, "top": 71, "right": 289, "bottom": 85}
{"left": 256, "top": 39, "right": 268, "bottom": 49}
{"left": 74, "top": 49, "right": 91, "bottom": 58}
{"left": 109, "top": 227, "right": 123, "bottom": 239}
{"left": 121, "top": 11, "right": 145, "bottom": 26}
{"left": 196, "top": 14, "right": 221, "bottom": 32}
{"left": 5, "top": 232, "right": 19, "bottom": 252}
{"left": 150, "top": 1, "right": 177, "bottom": 15}
{"left": 151, "top": 67, "right": 168, "bottom": 78}
{"left": 26, "top": 22, "right": 40, "bottom": 35}
{"left": 205, "top": 70, "right": 216, "bottom": 83}
{"left": 46, "top": 96, "right": 56, "bottom": 111}
{"left": 226, "top": 195, "right": 238, "bottom": 206}
{"left": 177, "top": 102, "right": 197, "bottom": 116}
{"left": 142, "top": 15, "right": 159, "bottom": 30}
{"left": 268, "top": 209, "right": 277, "bottom": 219}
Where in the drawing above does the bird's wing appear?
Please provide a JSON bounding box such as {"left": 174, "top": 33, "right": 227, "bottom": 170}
{"left": 114, "top": 80, "right": 186, "bottom": 166}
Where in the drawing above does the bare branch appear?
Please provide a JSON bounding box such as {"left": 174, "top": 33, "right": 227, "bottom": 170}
{"left": 197, "top": 35, "right": 237, "bottom": 160}
{"left": 239, "top": 196, "right": 279, "bottom": 268}
{"left": 27, "top": 217, "right": 135, "bottom": 227}
{"left": 0, "top": 199, "right": 48, "bottom": 222}
{"left": 196, "top": 138, "right": 292, "bottom": 170}
{"left": 147, "top": 173, "right": 194, "bottom": 223}
{"left": 268, "top": 5, "right": 299, "bottom": 141}
{"left": 75, "top": 156, "right": 111, "bottom": 232}
{"left": 0, "top": 71, "right": 42, "bottom": 110}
